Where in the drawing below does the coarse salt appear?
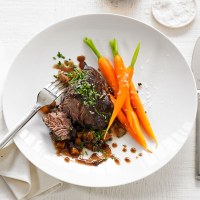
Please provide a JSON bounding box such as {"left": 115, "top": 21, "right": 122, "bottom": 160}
{"left": 152, "top": 0, "right": 196, "bottom": 28}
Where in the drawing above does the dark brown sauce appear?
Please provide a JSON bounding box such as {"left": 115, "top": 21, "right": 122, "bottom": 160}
{"left": 90, "top": 153, "right": 101, "bottom": 160}
{"left": 112, "top": 143, "right": 118, "bottom": 148}
{"left": 123, "top": 145, "right": 127, "bottom": 148}
{"left": 79, "top": 146, "right": 112, "bottom": 166}
{"left": 130, "top": 148, "right": 136, "bottom": 153}
{"left": 54, "top": 138, "right": 125, "bottom": 166}
{"left": 114, "top": 157, "right": 120, "bottom": 165}
{"left": 76, "top": 153, "right": 106, "bottom": 166}
{"left": 125, "top": 157, "right": 131, "bottom": 163}
{"left": 111, "top": 155, "right": 120, "bottom": 165}
{"left": 102, "top": 145, "right": 112, "bottom": 157}
{"left": 122, "top": 147, "right": 127, "bottom": 152}
{"left": 56, "top": 147, "right": 79, "bottom": 159}
{"left": 138, "top": 153, "right": 143, "bottom": 157}
{"left": 64, "top": 157, "right": 70, "bottom": 162}
{"left": 56, "top": 149, "right": 61, "bottom": 156}
{"left": 77, "top": 55, "right": 86, "bottom": 69}
{"left": 55, "top": 142, "right": 114, "bottom": 166}
{"left": 60, "top": 150, "right": 70, "bottom": 156}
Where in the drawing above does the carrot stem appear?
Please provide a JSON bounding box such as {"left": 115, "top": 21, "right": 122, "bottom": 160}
{"left": 83, "top": 37, "right": 101, "bottom": 59}
{"left": 109, "top": 38, "right": 118, "bottom": 57}
{"left": 130, "top": 42, "right": 140, "bottom": 68}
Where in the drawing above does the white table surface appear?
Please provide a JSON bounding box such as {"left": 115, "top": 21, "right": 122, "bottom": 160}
{"left": 0, "top": 0, "right": 200, "bottom": 199}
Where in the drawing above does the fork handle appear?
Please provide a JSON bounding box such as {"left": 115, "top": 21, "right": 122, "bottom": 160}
{"left": 0, "top": 104, "right": 41, "bottom": 149}
{"left": 196, "top": 93, "right": 200, "bottom": 180}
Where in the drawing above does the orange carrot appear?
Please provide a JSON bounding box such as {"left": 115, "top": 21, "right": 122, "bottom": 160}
{"left": 83, "top": 37, "right": 118, "bottom": 96}
{"left": 122, "top": 65, "right": 134, "bottom": 130}
{"left": 110, "top": 39, "right": 131, "bottom": 125}
{"left": 109, "top": 39, "right": 141, "bottom": 134}
{"left": 110, "top": 40, "right": 150, "bottom": 149}
{"left": 104, "top": 40, "right": 131, "bottom": 139}
{"left": 126, "top": 42, "right": 157, "bottom": 145}
{"left": 130, "top": 83, "right": 158, "bottom": 145}
{"left": 122, "top": 95, "right": 133, "bottom": 129}
{"left": 98, "top": 57, "right": 118, "bottom": 96}
{"left": 110, "top": 39, "right": 155, "bottom": 149}
{"left": 110, "top": 95, "right": 151, "bottom": 152}
{"left": 104, "top": 63, "right": 129, "bottom": 138}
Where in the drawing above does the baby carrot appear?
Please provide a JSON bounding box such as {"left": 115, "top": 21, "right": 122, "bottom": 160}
{"left": 83, "top": 37, "right": 118, "bottom": 96}
{"left": 128, "top": 44, "right": 158, "bottom": 145}
{"left": 122, "top": 94, "right": 133, "bottom": 130}
{"left": 110, "top": 39, "right": 149, "bottom": 149}
{"left": 109, "top": 39, "right": 141, "bottom": 133}
{"left": 104, "top": 39, "right": 131, "bottom": 139}
{"left": 130, "top": 83, "right": 158, "bottom": 145}
{"left": 122, "top": 63, "right": 134, "bottom": 130}
{"left": 110, "top": 95, "right": 151, "bottom": 152}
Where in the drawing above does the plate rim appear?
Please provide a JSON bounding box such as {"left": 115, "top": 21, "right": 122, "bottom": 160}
{"left": 2, "top": 13, "right": 198, "bottom": 187}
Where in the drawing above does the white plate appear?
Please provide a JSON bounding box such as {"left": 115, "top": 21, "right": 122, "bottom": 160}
{"left": 2, "top": 14, "right": 197, "bottom": 187}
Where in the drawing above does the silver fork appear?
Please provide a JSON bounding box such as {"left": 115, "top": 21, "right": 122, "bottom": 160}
{"left": 0, "top": 80, "right": 66, "bottom": 149}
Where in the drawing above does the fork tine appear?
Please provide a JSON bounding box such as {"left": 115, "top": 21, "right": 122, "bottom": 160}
{"left": 56, "top": 88, "right": 67, "bottom": 96}
{"left": 50, "top": 83, "right": 65, "bottom": 94}
{"left": 44, "top": 79, "right": 67, "bottom": 98}
{"left": 55, "top": 85, "right": 66, "bottom": 94}
{"left": 49, "top": 82, "right": 63, "bottom": 91}
{"left": 45, "top": 79, "right": 59, "bottom": 89}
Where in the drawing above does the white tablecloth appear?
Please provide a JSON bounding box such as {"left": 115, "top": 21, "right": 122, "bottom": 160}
{"left": 0, "top": 0, "right": 200, "bottom": 199}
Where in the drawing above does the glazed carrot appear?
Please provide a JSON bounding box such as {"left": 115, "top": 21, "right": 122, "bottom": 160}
{"left": 122, "top": 64, "right": 134, "bottom": 130}
{"left": 130, "top": 83, "right": 158, "bottom": 145}
{"left": 122, "top": 94, "right": 133, "bottom": 130}
{"left": 110, "top": 39, "right": 131, "bottom": 113}
{"left": 110, "top": 39, "right": 133, "bottom": 129}
{"left": 127, "top": 43, "right": 158, "bottom": 145}
{"left": 110, "top": 40, "right": 149, "bottom": 150}
{"left": 83, "top": 37, "right": 118, "bottom": 96}
{"left": 104, "top": 65, "right": 129, "bottom": 138}
{"left": 109, "top": 39, "right": 141, "bottom": 134}
{"left": 110, "top": 95, "right": 151, "bottom": 152}
{"left": 122, "top": 43, "right": 139, "bottom": 130}
{"left": 104, "top": 39, "right": 131, "bottom": 138}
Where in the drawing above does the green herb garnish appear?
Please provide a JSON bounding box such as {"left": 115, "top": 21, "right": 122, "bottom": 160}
{"left": 69, "top": 69, "right": 100, "bottom": 107}
{"left": 94, "top": 131, "right": 103, "bottom": 140}
{"left": 57, "top": 61, "right": 62, "bottom": 66}
{"left": 57, "top": 51, "right": 65, "bottom": 59}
